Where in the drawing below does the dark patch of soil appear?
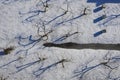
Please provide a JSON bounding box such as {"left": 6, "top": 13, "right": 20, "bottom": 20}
{"left": 43, "top": 42, "right": 120, "bottom": 50}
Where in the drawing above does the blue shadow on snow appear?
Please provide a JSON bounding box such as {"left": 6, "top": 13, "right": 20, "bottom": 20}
{"left": 94, "top": 29, "right": 106, "bottom": 37}
{"left": 93, "top": 15, "right": 106, "bottom": 23}
{"left": 87, "top": 0, "right": 120, "bottom": 6}
{"left": 94, "top": 6, "right": 103, "bottom": 13}
{"left": 0, "top": 51, "right": 5, "bottom": 56}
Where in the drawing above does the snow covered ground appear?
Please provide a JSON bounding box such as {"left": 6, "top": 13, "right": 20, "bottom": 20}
{"left": 0, "top": 0, "right": 120, "bottom": 80}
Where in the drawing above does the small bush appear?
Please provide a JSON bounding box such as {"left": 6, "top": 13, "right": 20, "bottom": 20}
{"left": 3, "top": 47, "right": 14, "bottom": 55}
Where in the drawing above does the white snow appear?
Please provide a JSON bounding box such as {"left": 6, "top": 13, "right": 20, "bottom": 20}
{"left": 0, "top": 0, "right": 120, "bottom": 80}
